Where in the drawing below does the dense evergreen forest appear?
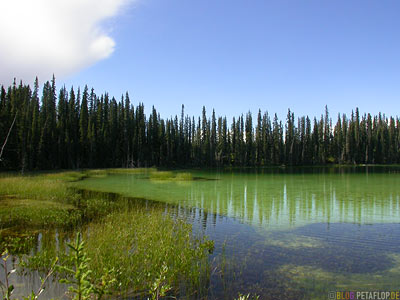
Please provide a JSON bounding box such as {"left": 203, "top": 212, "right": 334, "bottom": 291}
{"left": 1, "top": 77, "right": 399, "bottom": 171}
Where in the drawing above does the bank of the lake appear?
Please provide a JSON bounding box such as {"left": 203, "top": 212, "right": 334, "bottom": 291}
{"left": 2, "top": 166, "right": 400, "bottom": 299}
{"left": 0, "top": 170, "right": 215, "bottom": 299}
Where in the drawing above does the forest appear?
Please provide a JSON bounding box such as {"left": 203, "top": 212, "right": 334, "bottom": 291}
{"left": 1, "top": 77, "right": 399, "bottom": 171}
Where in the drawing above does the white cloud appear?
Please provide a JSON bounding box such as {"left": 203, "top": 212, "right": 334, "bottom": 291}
{"left": 0, "top": 0, "right": 133, "bottom": 86}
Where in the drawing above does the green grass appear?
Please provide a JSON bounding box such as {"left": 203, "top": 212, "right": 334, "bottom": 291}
{"left": 0, "top": 172, "right": 83, "bottom": 229}
{"left": 0, "top": 198, "right": 81, "bottom": 229}
{"left": 0, "top": 174, "right": 73, "bottom": 202}
{"left": 84, "top": 169, "right": 107, "bottom": 177}
{"left": 150, "top": 170, "right": 193, "bottom": 181}
{"left": 0, "top": 169, "right": 215, "bottom": 298}
{"left": 0, "top": 171, "right": 137, "bottom": 229}
{"left": 42, "top": 170, "right": 87, "bottom": 182}
{"left": 20, "top": 204, "right": 214, "bottom": 298}
{"left": 174, "top": 172, "right": 193, "bottom": 181}
{"left": 107, "top": 167, "right": 156, "bottom": 174}
{"left": 149, "top": 170, "right": 175, "bottom": 180}
{"left": 83, "top": 208, "right": 213, "bottom": 297}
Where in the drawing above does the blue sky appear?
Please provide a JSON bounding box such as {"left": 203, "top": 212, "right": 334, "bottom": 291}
{"left": 2, "top": 0, "right": 400, "bottom": 121}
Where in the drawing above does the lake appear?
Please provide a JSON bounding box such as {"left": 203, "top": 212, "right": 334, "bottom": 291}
{"left": 70, "top": 166, "right": 400, "bottom": 299}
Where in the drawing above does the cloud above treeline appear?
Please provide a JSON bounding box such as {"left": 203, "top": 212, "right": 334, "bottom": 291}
{"left": 0, "top": 0, "right": 133, "bottom": 86}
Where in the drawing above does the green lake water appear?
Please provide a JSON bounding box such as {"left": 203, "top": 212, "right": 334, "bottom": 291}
{"left": 74, "top": 167, "right": 400, "bottom": 229}
{"left": 70, "top": 166, "right": 400, "bottom": 299}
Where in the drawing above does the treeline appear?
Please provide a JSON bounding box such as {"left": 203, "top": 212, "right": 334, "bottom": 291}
{"left": 1, "top": 77, "right": 399, "bottom": 170}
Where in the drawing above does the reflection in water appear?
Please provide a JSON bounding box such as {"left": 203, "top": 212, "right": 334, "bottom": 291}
{"left": 9, "top": 167, "right": 400, "bottom": 299}
{"left": 0, "top": 230, "right": 70, "bottom": 299}
{"left": 69, "top": 167, "right": 400, "bottom": 298}
{"left": 74, "top": 167, "right": 400, "bottom": 230}
{"left": 8, "top": 212, "right": 400, "bottom": 299}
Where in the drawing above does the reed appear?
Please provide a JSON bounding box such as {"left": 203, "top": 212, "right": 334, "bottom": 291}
{"left": 0, "top": 170, "right": 215, "bottom": 298}
{"left": 82, "top": 207, "right": 214, "bottom": 297}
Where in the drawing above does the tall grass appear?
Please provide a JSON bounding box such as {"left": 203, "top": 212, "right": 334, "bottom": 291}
{"left": 23, "top": 207, "right": 214, "bottom": 298}
{"left": 174, "top": 172, "right": 193, "bottom": 181}
{"left": 150, "top": 170, "right": 193, "bottom": 181}
{"left": 0, "top": 175, "right": 72, "bottom": 202}
{"left": 83, "top": 207, "right": 213, "bottom": 297}
{"left": 0, "top": 172, "right": 84, "bottom": 229}
{"left": 0, "top": 170, "right": 216, "bottom": 298}
{"left": 0, "top": 171, "right": 129, "bottom": 229}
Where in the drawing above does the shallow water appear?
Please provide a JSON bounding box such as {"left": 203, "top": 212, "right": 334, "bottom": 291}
{"left": 71, "top": 166, "right": 400, "bottom": 299}
{"left": 6, "top": 166, "right": 400, "bottom": 299}
{"left": 74, "top": 166, "right": 400, "bottom": 229}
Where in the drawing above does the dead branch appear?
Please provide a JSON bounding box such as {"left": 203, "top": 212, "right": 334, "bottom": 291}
{"left": 0, "top": 113, "right": 17, "bottom": 162}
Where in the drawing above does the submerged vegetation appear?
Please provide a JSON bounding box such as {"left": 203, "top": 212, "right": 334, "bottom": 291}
{"left": 2, "top": 168, "right": 399, "bottom": 299}
{"left": 80, "top": 209, "right": 212, "bottom": 297}
{"left": 0, "top": 170, "right": 215, "bottom": 298}
{"left": 23, "top": 210, "right": 214, "bottom": 298}
{"left": 2, "top": 232, "right": 258, "bottom": 300}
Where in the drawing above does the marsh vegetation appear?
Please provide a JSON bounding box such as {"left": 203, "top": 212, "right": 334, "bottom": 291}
{"left": 0, "top": 170, "right": 215, "bottom": 299}
{"left": 1, "top": 166, "right": 400, "bottom": 299}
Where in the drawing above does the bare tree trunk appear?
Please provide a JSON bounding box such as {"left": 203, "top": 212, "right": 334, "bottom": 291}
{"left": 0, "top": 114, "right": 17, "bottom": 162}
{"left": 21, "top": 154, "right": 26, "bottom": 174}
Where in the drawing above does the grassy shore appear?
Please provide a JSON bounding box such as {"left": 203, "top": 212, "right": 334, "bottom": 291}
{"left": 0, "top": 169, "right": 213, "bottom": 298}
{"left": 0, "top": 171, "right": 83, "bottom": 229}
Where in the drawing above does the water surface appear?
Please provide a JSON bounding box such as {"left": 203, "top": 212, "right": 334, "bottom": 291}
{"left": 75, "top": 167, "right": 400, "bottom": 229}
{"left": 70, "top": 166, "right": 400, "bottom": 299}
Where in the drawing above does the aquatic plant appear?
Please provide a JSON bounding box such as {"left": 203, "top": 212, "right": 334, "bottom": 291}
{"left": 0, "top": 170, "right": 214, "bottom": 298}
{"left": 0, "top": 171, "right": 129, "bottom": 229}
{"left": 1, "top": 249, "right": 58, "bottom": 300}
{"left": 0, "top": 174, "right": 73, "bottom": 202}
{"left": 23, "top": 220, "right": 213, "bottom": 299}
{"left": 149, "top": 170, "right": 175, "bottom": 180}
{"left": 0, "top": 199, "right": 82, "bottom": 229}
{"left": 82, "top": 208, "right": 214, "bottom": 297}
{"left": 149, "top": 170, "right": 193, "bottom": 181}
{"left": 84, "top": 169, "right": 107, "bottom": 178}
{"left": 235, "top": 293, "right": 260, "bottom": 300}
{"left": 106, "top": 168, "right": 156, "bottom": 174}
{"left": 0, "top": 249, "right": 14, "bottom": 300}
{"left": 174, "top": 172, "right": 193, "bottom": 181}
{"left": 0, "top": 234, "right": 35, "bottom": 255}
